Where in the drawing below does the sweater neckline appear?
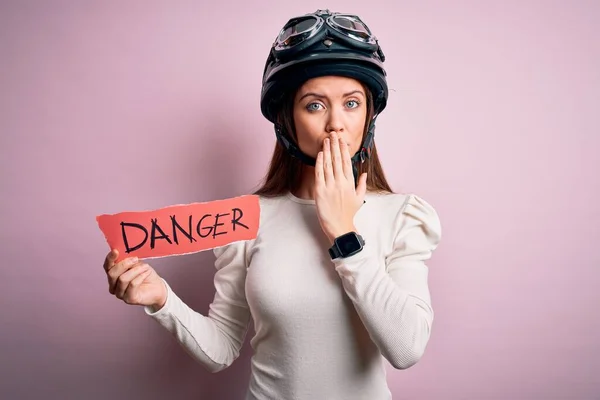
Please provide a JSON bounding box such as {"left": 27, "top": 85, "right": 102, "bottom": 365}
{"left": 286, "top": 191, "right": 377, "bottom": 206}
{"left": 286, "top": 191, "right": 316, "bottom": 205}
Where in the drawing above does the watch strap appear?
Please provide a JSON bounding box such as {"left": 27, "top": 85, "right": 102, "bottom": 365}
{"left": 328, "top": 245, "right": 341, "bottom": 259}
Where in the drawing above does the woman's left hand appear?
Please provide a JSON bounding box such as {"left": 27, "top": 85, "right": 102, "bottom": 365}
{"left": 314, "top": 132, "right": 368, "bottom": 244}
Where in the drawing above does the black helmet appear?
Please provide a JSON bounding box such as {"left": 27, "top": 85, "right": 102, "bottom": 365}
{"left": 260, "top": 9, "right": 389, "bottom": 182}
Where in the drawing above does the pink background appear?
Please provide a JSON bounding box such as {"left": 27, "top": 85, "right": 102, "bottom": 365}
{"left": 1, "top": 1, "right": 599, "bottom": 399}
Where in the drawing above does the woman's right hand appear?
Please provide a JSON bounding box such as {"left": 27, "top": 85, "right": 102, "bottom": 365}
{"left": 103, "top": 249, "right": 167, "bottom": 312}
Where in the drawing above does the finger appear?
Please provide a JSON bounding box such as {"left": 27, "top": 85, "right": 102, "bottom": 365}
{"left": 103, "top": 249, "right": 119, "bottom": 272}
{"left": 116, "top": 263, "right": 150, "bottom": 299}
{"left": 123, "top": 269, "right": 153, "bottom": 304}
{"left": 315, "top": 151, "right": 324, "bottom": 185}
{"left": 356, "top": 173, "right": 368, "bottom": 202}
{"left": 323, "top": 138, "right": 334, "bottom": 185}
{"left": 330, "top": 133, "right": 343, "bottom": 180}
{"left": 108, "top": 256, "right": 139, "bottom": 295}
{"left": 340, "top": 140, "right": 354, "bottom": 181}
{"left": 116, "top": 262, "right": 149, "bottom": 299}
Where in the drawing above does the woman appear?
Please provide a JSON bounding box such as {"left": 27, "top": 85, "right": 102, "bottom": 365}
{"left": 103, "top": 9, "right": 442, "bottom": 400}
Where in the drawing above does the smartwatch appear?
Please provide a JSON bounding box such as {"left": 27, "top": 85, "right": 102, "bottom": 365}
{"left": 328, "top": 232, "right": 365, "bottom": 260}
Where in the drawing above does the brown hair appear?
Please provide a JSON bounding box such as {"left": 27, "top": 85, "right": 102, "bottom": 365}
{"left": 252, "top": 81, "right": 394, "bottom": 197}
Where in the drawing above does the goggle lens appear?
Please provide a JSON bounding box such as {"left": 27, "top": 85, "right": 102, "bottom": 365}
{"left": 277, "top": 16, "right": 319, "bottom": 47}
{"left": 330, "top": 15, "right": 371, "bottom": 39}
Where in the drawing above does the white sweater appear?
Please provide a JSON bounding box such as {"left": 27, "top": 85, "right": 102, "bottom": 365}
{"left": 145, "top": 191, "right": 442, "bottom": 400}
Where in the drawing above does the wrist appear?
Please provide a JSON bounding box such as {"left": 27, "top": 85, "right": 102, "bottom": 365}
{"left": 149, "top": 281, "right": 167, "bottom": 312}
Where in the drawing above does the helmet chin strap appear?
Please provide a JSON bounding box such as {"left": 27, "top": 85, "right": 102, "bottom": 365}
{"left": 274, "top": 119, "right": 377, "bottom": 188}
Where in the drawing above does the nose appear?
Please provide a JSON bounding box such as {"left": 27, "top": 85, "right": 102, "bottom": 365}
{"left": 325, "top": 107, "right": 344, "bottom": 134}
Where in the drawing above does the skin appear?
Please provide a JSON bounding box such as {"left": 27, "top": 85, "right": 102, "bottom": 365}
{"left": 292, "top": 75, "right": 369, "bottom": 244}
{"left": 103, "top": 250, "right": 166, "bottom": 311}
{"left": 102, "top": 75, "right": 369, "bottom": 312}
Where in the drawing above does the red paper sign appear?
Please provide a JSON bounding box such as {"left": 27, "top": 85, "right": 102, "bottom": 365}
{"left": 96, "top": 195, "right": 260, "bottom": 262}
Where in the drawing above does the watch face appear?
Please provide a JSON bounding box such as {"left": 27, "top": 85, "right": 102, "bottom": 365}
{"left": 337, "top": 233, "right": 361, "bottom": 255}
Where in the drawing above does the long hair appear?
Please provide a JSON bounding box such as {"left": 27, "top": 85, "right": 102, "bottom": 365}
{"left": 253, "top": 83, "right": 394, "bottom": 197}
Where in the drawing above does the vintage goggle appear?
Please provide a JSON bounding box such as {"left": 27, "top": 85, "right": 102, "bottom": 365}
{"left": 272, "top": 10, "right": 384, "bottom": 60}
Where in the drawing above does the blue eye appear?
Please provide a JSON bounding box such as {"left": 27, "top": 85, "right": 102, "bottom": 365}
{"left": 307, "top": 103, "right": 323, "bottom": 111}
{"left": 346, "top": 100, "right": 360, "bottom": 109}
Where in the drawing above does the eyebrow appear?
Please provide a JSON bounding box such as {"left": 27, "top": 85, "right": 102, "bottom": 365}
{"left": 298, "top": 89, "right": 365, "bottom": 102}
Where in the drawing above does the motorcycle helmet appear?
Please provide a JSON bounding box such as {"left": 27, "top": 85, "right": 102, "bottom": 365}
{"left": 260, "top": 9, "right": 389, "bottom": 182}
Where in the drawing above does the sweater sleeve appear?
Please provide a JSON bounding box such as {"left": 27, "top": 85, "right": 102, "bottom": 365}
{"left": 143, "top": 240, "right": 252, "bottom": 373}
{"left": 333, "top": 194, "right": 442, "bottom": 369}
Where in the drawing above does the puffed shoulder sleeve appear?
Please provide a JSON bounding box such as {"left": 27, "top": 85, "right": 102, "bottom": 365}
{"left": 333, "top": 194, "right": 442, "bottom": 369}
{"left": 385, "top": 194, "right": 442, "bottom": 302}
{"left": 144, "top": 240, "right": 252, "bottom": 373}
{"left": 390, "top": 194, "right": 441, "bottom": 262}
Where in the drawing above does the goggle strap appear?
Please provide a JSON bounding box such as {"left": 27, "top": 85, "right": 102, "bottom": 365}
{"left": 274, "top": 124, "right": 317, "bottom": 166}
